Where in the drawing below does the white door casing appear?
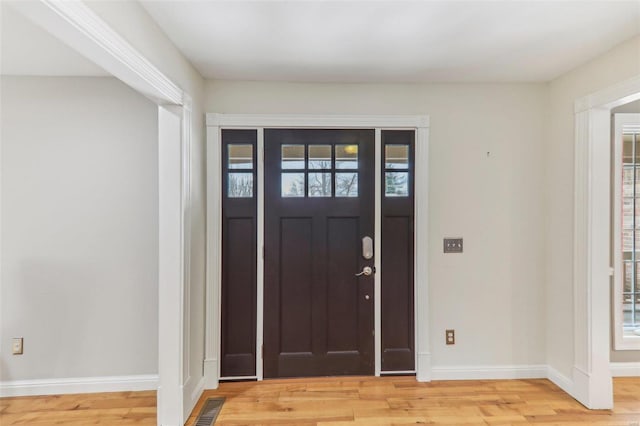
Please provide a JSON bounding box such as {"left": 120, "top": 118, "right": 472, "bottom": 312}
{"left": 572, "top": 75, "right": 640, "bottom": 409}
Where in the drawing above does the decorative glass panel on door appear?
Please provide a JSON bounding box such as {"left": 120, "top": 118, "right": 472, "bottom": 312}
{"left": 336, "top": 145, "right": 358, "bottom": 169}
{"left": 308, "top": 173, "right": 332, "bottom": 197}
{"left": 228, "top": 144, "right": 253, "bottom": 169}
{"left": 282, "top": 173, "right": 305, "bottom": 197}
{"left": 336, "top": 172, "right": 358, "bottom": 197}
{"left": 385, "top": 145, "right": 409, "bottom": 169}
{"left": 308, "top": 145, "right": 332, "bottom": 169}
{"left": 282, "top": 145, "right": 305, "bottom": 169}
{"left": 228, "top": 173, "right": 253, "bottom": 198}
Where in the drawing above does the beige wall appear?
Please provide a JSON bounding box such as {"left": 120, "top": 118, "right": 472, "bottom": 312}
{"left": 547, "top": 36, "right": 640, "bottom": 376}
{"left": 1, "top": 77, "right": 158, "bottom": 380}
{"left": 205, "top": 81, "right": 548, "bottom": 367}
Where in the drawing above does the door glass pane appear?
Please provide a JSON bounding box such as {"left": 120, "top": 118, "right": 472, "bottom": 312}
{"left": 308, "top": 145, "right": 332, "bottom": 169}
{"left": 282, "top": 173, "right": 305, "bottom": 197}
{"left": 228, "top": 173, "right": 253, "bottom": 197}
{"left": 228, "top": 144, "right": 253, "bottom": 169}
{"left": 335, "top": 173, "right": 358, "bottom": 197}
{"left": 308, "top": 173, "right": 332, "bottom": 197}
{"left": 336, "top": 145, "right": 358, "bottom": 169}
{"left": 623, "top": 167, "right": 635, "bottom": 196}
{"left": 282, "top": 145, "right": 305, "bottom": 169}
{"left": 385, "top": 172, "right": 409, "bottom": 197}
{"left": 385, "top": 145, "right": 409, "bottom": 169}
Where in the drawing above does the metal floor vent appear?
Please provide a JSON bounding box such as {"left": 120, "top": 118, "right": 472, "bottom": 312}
{"left": 194, "top": 397, "right": 225, "bottom": 426}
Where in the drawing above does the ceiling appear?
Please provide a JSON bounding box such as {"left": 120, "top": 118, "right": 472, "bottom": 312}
{"left": 141, "top": 0, "right": 640, "bottom": 83}
{"left": 2, "top": 1, "right": 638, "bottom": 82}
{"left": 0, "top": 4, "right": 108, "bottom": 77}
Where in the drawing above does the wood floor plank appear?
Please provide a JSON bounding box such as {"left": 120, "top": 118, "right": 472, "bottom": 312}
{"left": 1, "top": 377, "right": 639, "bottom": 425}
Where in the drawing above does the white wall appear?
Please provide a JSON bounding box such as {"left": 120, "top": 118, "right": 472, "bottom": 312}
{"left": 547, "top": 36, "right": 640, "bottom": 377}
{"left": 1, "top": 76, "right": 158, "bottom": 380}
{"left": 84, "top": 1, "right": 208, "bottom": 408}
{"left": 205, "top": 81, "right": 548, "bottom": 368}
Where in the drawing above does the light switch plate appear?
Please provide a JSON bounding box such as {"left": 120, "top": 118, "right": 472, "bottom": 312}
{"left": 12, "top": 337, "right": 23, "bottom": 355}
{"left": 444, "top": 238, "right": 463, "bottom": 253}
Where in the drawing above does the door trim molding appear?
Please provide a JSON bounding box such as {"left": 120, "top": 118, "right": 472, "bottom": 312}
{"left": 571, "top": 75, "right": 640, "bottom": 409}
{"left": 205, "top": 114, "right": 431, "bottom": 385}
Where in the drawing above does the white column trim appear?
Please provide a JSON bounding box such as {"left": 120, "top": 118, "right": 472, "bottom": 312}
{"left": 205, "top": 114, "right": 431, "bottom": 385}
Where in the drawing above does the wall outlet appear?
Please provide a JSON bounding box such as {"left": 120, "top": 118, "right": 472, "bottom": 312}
{"left": 444, "top": 238, "right": 463, "bottom": 253}
{"left": 446, "top": 329, "right": 455, "bottom": 345}
{"left": 12, "top": 337, "right": 23, "bottom": 355}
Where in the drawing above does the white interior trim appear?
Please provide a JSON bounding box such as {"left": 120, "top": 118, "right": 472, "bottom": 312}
{"left": 8, "top": 0, "right": 183, "bottom": 105}
{"left": 415, "top": 126, "right": 431, "bottom": 382}
{"left": 612, "top": 113, "right": 640, "bottom": 351}
{"left": 256, "top": 128, "right": 265, "bottom": 381}
{"left": 572, "top": 77, "right": 640, "bottom": 409}
{"left": 0, "top": 375, "right": 159, "bottom": 398}
{"left": 205, "top": 114, "right": 430, "bottom": 385}
{"left": 610, "top": 362, "right": 640, "bottom": 377}
{"left": 431, "top": 364, "right": 547, "bottom": 381}
{"left": 8, "top": 3, "right": 195, "bottom": 424}
{"left": 204, "top": 122, "right": 222, "bottom": 390}
{"left": 374, "top": 128, "right": 382, "bottom": 376}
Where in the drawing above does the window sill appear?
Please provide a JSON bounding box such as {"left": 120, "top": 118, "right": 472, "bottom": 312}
{"left": 615, "top": 331, "right": 640, "bottom": 351}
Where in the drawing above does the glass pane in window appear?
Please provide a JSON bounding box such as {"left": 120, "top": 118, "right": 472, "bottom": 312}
{"left": 623, "top": 167, "right": 635, "bottom": 196}
{"left": 385, "top": 172, "right": 409, "bottom": 197}
{"left": 336, "top": 172, "right": 358, "bottom": 197}
{"left": 228, "top": 173, "right": 253, "bottom": 197}
{"left": 624, "top": 262, "right": 633, "bottom": 293}
{"left": 308, "top": 145, "right": 332, "bottom": 169}
{"left": 336, "top": 145, "right": 358, "bottom": 169}
{"left": 228, "top": 144, "right": 253, "bottom": 169}
{"left": 623, "top": 134, "right": 634, "bottom": 163}
{"left": 623, "top": 230, "right": 634, "bottom": 252}
{"left": 308, "top": 173, "right": 332, "bottom": 197}
{"left": 623, "top": 198, "right": 634, "bottom": 228}
{"left": 282, "top": 173, "right": 304, "bottom": 197}
{"left": 282, "top": 145, "right": 305, "bottom": 169}
{"left": 385, "top": 145, "right": 409, "bottom": 169}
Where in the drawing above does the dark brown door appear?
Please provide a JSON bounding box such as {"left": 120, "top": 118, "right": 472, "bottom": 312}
{"left": 264, "top": 129, "right": 375, "bottom": 378}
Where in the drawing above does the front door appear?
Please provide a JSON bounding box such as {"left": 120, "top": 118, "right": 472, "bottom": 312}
{"left": 264, "top": 129, "right": 375, "bottom": 378}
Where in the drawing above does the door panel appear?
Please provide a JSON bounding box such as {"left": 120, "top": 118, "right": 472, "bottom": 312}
{"left": 221, "top": 130, "right": 257, "bottom": 377}
{"left": 381, "top": 130, "right": 415, "bottom": 372}
{"left": 264, "top": 129, "right": 375, "bottom": 378}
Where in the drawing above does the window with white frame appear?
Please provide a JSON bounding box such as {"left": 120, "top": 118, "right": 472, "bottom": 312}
{"left": 614, "top": 113, "right": 640, "bottom": 350}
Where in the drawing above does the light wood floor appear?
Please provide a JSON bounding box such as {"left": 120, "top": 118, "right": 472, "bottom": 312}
{"left": 1, "top": 377, "right": 639, "bottom": 425}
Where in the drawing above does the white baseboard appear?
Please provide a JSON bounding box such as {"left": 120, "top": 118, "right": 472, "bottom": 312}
{"left": 546, "top": 366, "right": 575, "bottom": 396}
{"left": 183, "top": 375, "right": 206, "bottom": 420}
{"left": 203, "top": 358, "right": 219, "bottom": 389}
{"left": 430, "top": 364, "right": 547, "bottom": 381}
{"left": 0, "top": 374, "right": 158, "bottom": 398}
{"left": 611, "top": 362, "right": 640, "bottom": 377}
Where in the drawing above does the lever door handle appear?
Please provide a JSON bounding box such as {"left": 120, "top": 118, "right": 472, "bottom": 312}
{"left": 355, "top": 266, "right": 373, "bottom": 277}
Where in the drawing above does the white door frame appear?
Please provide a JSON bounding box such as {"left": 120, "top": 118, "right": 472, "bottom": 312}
{"left": 9, "top": 2, "right": 194, "bottom": 424}
{"left": 572, "top": 75, "right": 640, "bottom": 409}
{"left": 205, "top": 114, "right": 431, "bottom": 385}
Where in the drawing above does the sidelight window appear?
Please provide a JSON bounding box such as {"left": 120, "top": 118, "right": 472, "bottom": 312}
{"left": 227, "top": 144, "right": 254, "bottom": 197}
{"left": 614, "top": 114, "right": 640, "bottom": 350}
{"left": 384, "top": 145, "right": 410, "bottom": 197}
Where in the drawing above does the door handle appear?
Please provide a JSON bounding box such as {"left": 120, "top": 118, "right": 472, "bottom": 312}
{"left": 355, "top": 266, "right": 374, "bottom": 277}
